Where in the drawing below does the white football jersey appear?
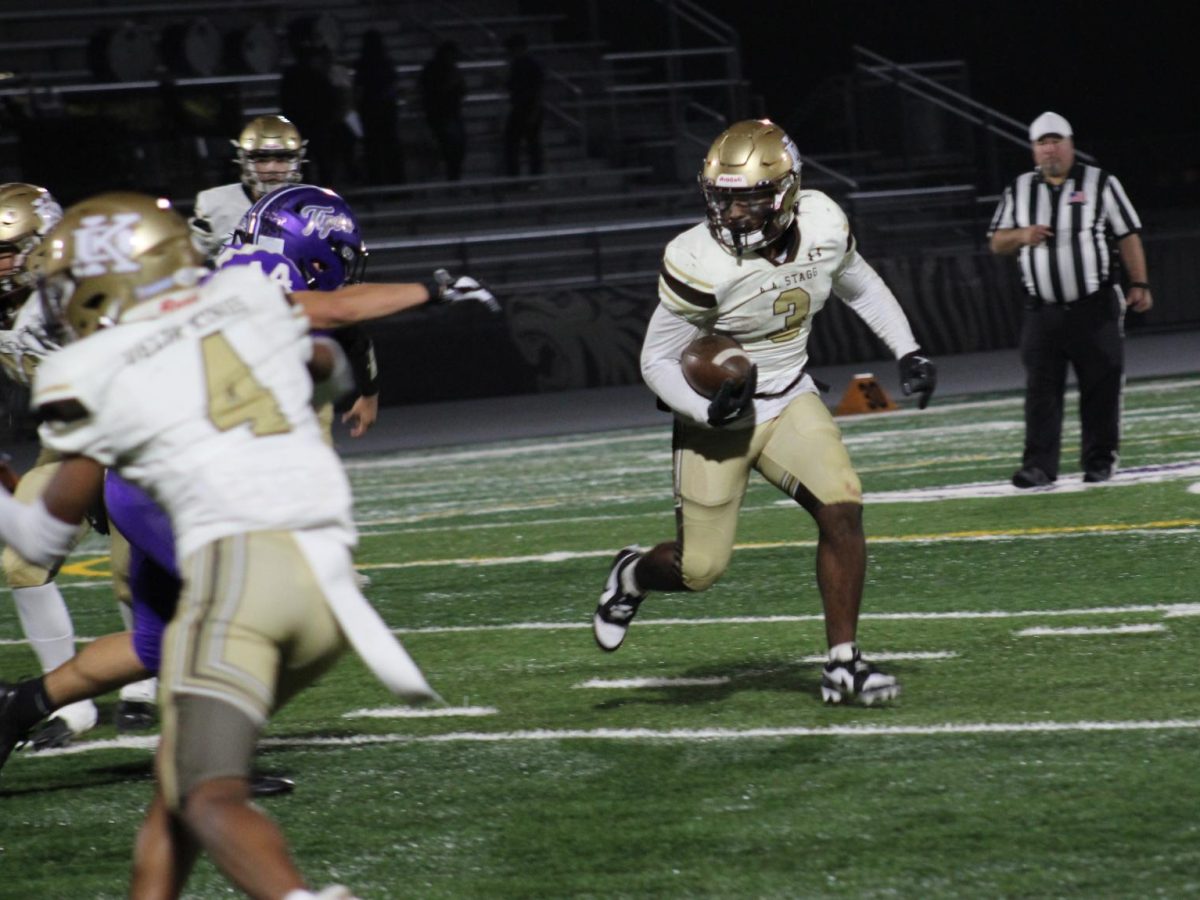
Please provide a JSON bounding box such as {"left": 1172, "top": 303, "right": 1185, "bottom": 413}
{"left": 190, "top": 182, "right": 255, "bottom": 258}
{"left": 33, "top": 265, "right": 354, "bottom": 560}
{"left": 0, "top": 292, "right": 58, "bottom": 386}
{"left": 643, "top": 190, "right": 919, "bottom": 426}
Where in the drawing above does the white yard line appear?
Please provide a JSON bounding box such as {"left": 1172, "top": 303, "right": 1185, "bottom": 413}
{"left": 19, "top": 717, "right": 1200, "bottom": 762}
{"left": 343, "top": 706, "right": 498, "bottom": 719}
{"left": 1, "top": 605, "right": 1190, "bottom": 646}
{"left": 1016, "top": 624, "right": 1167, "bottom": 637}
{"left": 577, "top": 676, "right": 732, "bottom": 689}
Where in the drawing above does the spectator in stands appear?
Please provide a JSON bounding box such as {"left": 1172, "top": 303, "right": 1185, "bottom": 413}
{"left": 502, "top": 33, "right": 545, "bottom": 177}
{"left": 418, "top": 40, "right": 467, "bottom": 181}
{"left": 355, "top": 29, "right": 405, "bottom": 185}
{"left": 988, "top": 111, "right": 1152, "bottom": 488}
{"left": 280, "top": 31, "right": 342, "bottom": 186}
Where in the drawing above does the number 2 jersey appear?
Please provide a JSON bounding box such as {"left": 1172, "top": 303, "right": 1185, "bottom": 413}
{"left": 642, "top": 189, "right": 920, "bottom": 427}
{"left": 32, "top": 264, "right": 354, "bottom": 561}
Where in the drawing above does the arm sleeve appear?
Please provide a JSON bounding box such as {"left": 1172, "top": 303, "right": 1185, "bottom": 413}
{"left": 331, "top": 324, "right": 380, "bottom": 397}
{"left": 987, "top": 186, "right": 1015, "bottom": 236}
{"left": 833, "top": 251, "right": 920, "bottom": 359}
{"left": 640, "top": 304, "right": 710, "bottom": 426}
{"left": 1102, "top": 173, "right": 1142, "bottom": 238}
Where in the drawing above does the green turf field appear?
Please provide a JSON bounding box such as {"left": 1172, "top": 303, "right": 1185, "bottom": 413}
{"left": 3, "top": 377, "right": 1200, "bottom": 898}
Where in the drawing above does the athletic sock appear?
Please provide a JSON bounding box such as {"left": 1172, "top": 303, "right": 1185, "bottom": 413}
{"left": 11, "top": 583, "right": 77, "bottom": 673}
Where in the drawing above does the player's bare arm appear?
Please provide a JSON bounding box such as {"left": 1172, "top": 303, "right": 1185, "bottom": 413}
{"left": 292, "top": 282, "right": 432, "bottom": 328}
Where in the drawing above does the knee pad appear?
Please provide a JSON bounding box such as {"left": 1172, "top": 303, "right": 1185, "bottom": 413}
{"left": 680, "top": 545, "right": 731, "bottom": 593}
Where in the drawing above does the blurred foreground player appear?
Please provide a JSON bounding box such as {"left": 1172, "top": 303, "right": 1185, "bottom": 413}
{"left": 1, "top": 181, "right": 157, "bottom": 743}
{"left": 593, "top": 120, "right": 937, "bottom": 704}
{"left": 0, "top": 191, "right": 435, "bottom": 899}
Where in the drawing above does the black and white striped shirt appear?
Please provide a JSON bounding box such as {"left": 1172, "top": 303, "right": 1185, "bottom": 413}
{"left": 988, "top": 163, "right": 1141, "bottom": 303}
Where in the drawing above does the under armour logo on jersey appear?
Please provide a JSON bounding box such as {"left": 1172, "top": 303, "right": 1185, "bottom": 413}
{"left": 299, "top": 204, "right": 353, "bottom": 240}
{"left": 72, "top": 213, "right": 142, "bottom": 276}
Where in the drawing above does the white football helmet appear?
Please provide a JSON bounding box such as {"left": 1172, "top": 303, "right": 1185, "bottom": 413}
{"left": 699, "top": 119, "right": 802, "bottom": 256}
{"left": 234, "top": 114, "right": 307, "bottom": 197}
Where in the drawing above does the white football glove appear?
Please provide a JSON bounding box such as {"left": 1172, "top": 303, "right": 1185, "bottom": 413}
{"left": 431, "top": 269, "right": 501, "bottom": 313}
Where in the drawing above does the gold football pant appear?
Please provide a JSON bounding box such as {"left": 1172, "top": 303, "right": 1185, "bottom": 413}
{"left": 674, "top": 392, "right": 862, "bottom": 591}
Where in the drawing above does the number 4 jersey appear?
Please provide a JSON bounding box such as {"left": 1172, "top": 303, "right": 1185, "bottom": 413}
{"left": 32, "top": 264, "right": 355, "bottom": 560}
{"left": 643, "top": 189, "right": 920, "bottom": 427}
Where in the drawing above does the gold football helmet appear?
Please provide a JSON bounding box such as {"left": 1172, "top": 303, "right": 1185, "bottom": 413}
{"left": 234, "top": 114, "right": 306, "bottom": 196}
{"left": 33, "top": 192, "right": 203, "bottom": 342}
{"left": 698, "top": 119, "right": 802, "bottom": 256}
{"left": 0, "top": 182, "right": 63, "bottom": 316}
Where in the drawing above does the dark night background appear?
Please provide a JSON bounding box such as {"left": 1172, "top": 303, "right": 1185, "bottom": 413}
{"left": 527, "top": 0, "right": 1198, "bottom": 209}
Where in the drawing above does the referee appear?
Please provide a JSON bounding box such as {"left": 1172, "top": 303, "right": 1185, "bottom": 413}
{"left": 988, "top": 111, "right": 1153, "bottom": 488}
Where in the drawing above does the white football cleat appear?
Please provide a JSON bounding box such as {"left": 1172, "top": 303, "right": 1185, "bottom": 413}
{"left": 820, "top": 644, "right": 900, "bottom": 706}
{"left": 30, "top": 698, "right": 98, "bottom": 750}
{"left": 593, "top": 546, "right": 646, "bottom": 652}
{"left": 119, "top": 676, "right": 157, "bottom": 703}
{"left": 315, "top": 886, "right": 361, "bottom": 900}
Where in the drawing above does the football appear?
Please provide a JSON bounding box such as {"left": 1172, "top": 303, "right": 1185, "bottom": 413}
{"left": 680, "top": 333, "right": 753, "bottom": 398}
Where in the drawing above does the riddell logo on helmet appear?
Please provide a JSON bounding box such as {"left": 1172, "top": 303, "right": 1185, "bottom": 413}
{"left": 299, "top": 205, "right": 353, "bottom": 240}
{"left": 716, "top": 174, "right": 749, "bottom": 188}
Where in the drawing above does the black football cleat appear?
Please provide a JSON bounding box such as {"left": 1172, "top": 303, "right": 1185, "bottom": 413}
{"left": 29, "top": 716, "right": 73, "bottom": 751}
{"left": 115, "top": 700, "right": 157, "bottom": 733}
{"left": 251, "top": 773, "right": 296, "bottom": 797}
{"left": 0, "top": 682, "right": 31, "bottom": 773}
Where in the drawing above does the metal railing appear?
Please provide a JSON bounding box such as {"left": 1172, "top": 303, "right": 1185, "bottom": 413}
{"left": 852, "top": 45, "right": 1094, "bottom": 191}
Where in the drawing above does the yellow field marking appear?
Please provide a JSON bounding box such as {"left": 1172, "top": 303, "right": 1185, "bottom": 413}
{"left": 51, "top": 519, "right": 1200, "bottom": 580}
{"left": 59, "top": 556, "right": 112, "bottom": 578}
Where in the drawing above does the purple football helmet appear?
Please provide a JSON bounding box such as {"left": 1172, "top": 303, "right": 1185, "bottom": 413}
{"left": 235, "top": 184, "right": 367, "bottom": 290}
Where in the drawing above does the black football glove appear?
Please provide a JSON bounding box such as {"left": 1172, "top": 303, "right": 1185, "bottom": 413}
{"left": 898, "top": 350, "right": 937, "bottom": 410}
{"left": 707, "top": 364, "right": 758, "bottom": 427}
{"left": 427, "top": 269, "right": 501, "bottom": 313}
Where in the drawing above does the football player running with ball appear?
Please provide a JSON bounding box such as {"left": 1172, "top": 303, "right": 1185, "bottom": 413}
{"left": 593, "top": 119, "right": 938, "bottom": 705}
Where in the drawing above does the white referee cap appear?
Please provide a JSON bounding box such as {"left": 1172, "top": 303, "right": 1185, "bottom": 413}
{"left": 1029, "top": 111, "right": 1072, "bottom": 141}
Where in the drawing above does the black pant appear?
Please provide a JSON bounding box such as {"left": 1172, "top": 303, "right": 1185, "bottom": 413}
{"left": 504, "top": 105, "right": 543, "bottom": 176}
{"left": 1018, "top": 287, "right": 1124, "bottom": 478}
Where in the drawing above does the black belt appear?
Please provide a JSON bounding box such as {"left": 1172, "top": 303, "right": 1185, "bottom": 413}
{"left": 1025, "top": 284, "right": 1115, "bottom": 311}
{"left": 755, "top": 368, "right": 829, "bottom": 398}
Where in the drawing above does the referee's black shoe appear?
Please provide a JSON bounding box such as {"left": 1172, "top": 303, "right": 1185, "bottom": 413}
{"left": 1012, "top": 466, "right": 1054, "bottom": 489}
{"left": 1083, "top": 465, "right": 1114, "bottom": 483}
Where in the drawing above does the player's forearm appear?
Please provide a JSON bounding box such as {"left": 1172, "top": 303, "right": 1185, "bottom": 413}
{"left": 1117, "top": 233, "right": 1148, "bottom": 283}
{"left": 295, "top": 283, "right": 432, "bottom": 328}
